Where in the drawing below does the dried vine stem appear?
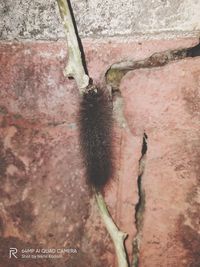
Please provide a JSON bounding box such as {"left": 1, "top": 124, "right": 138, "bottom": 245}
{"left": 56, "top": 1, "right": 129, "bottom": 266}
{"left": 56, "top": 0, "right": 89, "bottom": 91}
{"left": 95, "top": 191, "right": 128, "bottom": 267}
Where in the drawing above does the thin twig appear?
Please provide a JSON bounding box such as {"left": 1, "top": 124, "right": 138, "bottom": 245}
{"left": 56, "top": 0, "right": 89, "bottom": 92}
{"left": 56, "top": 1, "right": 129, "bottom": 266}
{"left": 95, "top": 191, "right": 129, "bottom": 267}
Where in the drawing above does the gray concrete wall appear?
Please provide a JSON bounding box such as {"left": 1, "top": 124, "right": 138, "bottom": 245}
{"left": 0, "top": 0, "right": 200, "bottom": 40}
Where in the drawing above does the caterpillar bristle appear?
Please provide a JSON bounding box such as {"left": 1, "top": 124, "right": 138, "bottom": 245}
{"left": 78, "top": 86, "right": 113, "bottom": 190}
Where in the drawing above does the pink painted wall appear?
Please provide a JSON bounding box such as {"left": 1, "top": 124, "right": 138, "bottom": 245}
{"left": 0, "top": 38, "right": 199, "bottom": 267}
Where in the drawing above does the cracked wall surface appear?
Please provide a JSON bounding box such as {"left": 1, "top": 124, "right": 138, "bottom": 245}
{"left": 0, "top": 38, "right": 200, "bottom": 266}
{"left": 0, "top": 0, "right": 200, "bottom": 40}
{"left": 120, "top": 55, "right": 200, "bottom": 267}
{"left": 1, "top": 1, "right": 200, "bottom": 267}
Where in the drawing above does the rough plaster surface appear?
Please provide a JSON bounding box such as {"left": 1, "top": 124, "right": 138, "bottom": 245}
{"left": 121, "top": 57, "right": 200, "bottom": 266}
{"left": 0, "top": 38, "right": 199, "bottom": 266}
{"left": 0, "top": 41, "right": 115, "bottom": 267}
{"left": 0, "top": 0, "right": 200, "bottom": 40}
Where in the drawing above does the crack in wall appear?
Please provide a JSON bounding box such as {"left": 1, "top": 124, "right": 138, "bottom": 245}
{"left": 106, "top": 41, "right": 200, "bottom": 90}
{"left": 105, "top": 40, "right": 200, "bottom": 267}
{"left": 132, "top": 133, "right": 148, "bottom": 267}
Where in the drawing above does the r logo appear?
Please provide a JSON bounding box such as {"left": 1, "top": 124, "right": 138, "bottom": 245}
{"left": 9, "top": 248, "right": 18, "bottom": 258}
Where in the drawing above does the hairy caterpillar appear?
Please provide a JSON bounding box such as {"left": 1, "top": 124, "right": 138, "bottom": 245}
{"left": 79, "top": 86, "right": 113, "bottom": 190}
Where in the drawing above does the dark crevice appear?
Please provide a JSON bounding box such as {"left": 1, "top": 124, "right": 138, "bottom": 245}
{"left": 106, "top": 40, "right": 200, "bottom": 90}
{"left": 132, "top": 133, "right": 148, "bottom": 267}
{"left": 124, "top": 236, "right": 131, "bottom": 267}
{"left": 186, "top": 41, "right": 200, "bottom": 57}
{"left": 141, "top": 133, "right": 148, "bottom": 156}
{"left": 66, "top": 0, "right": 89, "bottom": 77}
{"left": 104, "top": 38, "right": 200, "bottom": 267}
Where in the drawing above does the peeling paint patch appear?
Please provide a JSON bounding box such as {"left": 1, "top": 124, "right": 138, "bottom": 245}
{"left": 182, "top": 73, "right": 200, "bottom": 118}
{"left": 9, "top": 200, "right": 35, "bottom": 230}
{"left": 177, "top": 215, "right": 200, "bottom": 267}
